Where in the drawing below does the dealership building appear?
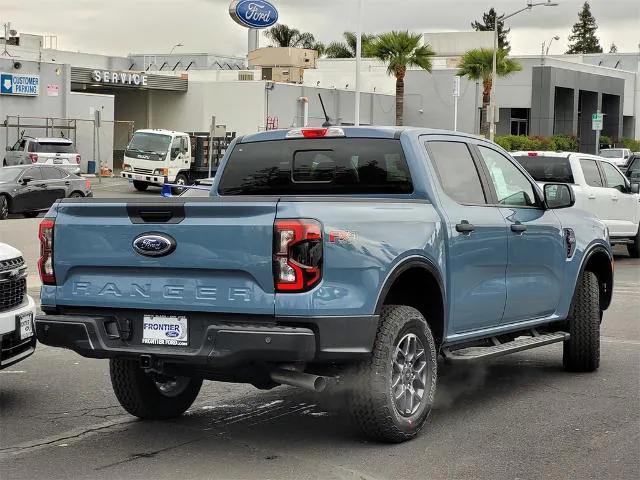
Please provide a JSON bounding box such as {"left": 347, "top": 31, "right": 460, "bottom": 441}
{"left": 0, "top": 31, "right": 638, "bottom": 171}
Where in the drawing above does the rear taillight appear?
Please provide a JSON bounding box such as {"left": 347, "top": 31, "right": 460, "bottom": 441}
{"left": 28, "top": 153, "right": 38, "bottom": 163}
{"left": 274, "top": 219, "right": 322, "bottom": 292}
{"left": 38, "top": 219, "right": 56, "bottom": 285}
{"left": 76, "top": 154, "right": 81, "bottom": 165}
{"left": 85, "top": 179, "right": 91, "bottom": 190}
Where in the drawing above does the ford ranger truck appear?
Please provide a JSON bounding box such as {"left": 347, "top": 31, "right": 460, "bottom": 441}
{"left": 35, "top": 127, "right": 614, "bottom": 443}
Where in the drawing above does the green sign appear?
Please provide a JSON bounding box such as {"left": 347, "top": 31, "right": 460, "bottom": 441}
{"left": 592, "top": 113, "right": 603, "bottom": 131}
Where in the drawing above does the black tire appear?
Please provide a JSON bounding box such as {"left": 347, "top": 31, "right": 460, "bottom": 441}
{"left": 171, "top": 173, "right": 189, "bottom": 195}
{"left": 0, "top": 195, "right": 9, "bottom": 220}
{"left": 69, "top": 192, "right": 84, "bottom": 199}
{"left": 133, "top": 181, "right": 148, "bottom": 192}
{"left": 563, "top": 271, "right": 601, "bottom": 372}
{"left": 110, "top": 358, "right": 202, "bottom": 420}
{"left": 23, "top": 211, "right": 40, "bottom": 218}
{"left": 628, "top": 229, "right": 640, "bottom": 258}
{"left": 348, "top": 305, "right": 437, "bottom": 443}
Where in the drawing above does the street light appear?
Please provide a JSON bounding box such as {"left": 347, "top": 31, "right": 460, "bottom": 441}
{"left": 543, "top": 35, "right": 561, "bottom": 56}
{"left": 489, "top": 1, "right": 559, "bottom": 140}
{"left": 355, "top": 0, "right": 364, "bottom": 126}
{"left": 169, "top": 43, "right": 184, "bottom": 56}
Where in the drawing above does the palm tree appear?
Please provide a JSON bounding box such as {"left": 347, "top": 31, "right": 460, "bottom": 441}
{"left": 457, "top": 48, "right": 522, "bottom": 138}
{"left": 325, "top": 32, "right": 377, "bottom": 58}
{"left": 264, "top": 24, "right": 324, "bottom": 56}
{"left": 369, "top": 31, "right": 435, "bottom": 126}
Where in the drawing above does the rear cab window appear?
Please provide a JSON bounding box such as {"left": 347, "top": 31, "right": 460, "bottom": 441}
{"left": 219, "top": 138, "right": 413, "bottom": 195}
{"left": 513, "top": 155, "right": 574, "bottom": 183}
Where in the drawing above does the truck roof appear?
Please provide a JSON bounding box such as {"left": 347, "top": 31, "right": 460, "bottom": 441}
{"left": 23, "top": 136, "right": 73, "bottom": 144}
{"left": 239, "top": 126, "right": 487, "bottom": 143}
{"left": 134, "top": 129, "right": 186, "bottom": 136}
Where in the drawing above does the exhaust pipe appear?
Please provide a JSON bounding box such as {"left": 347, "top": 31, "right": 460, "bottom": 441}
{"left": 270, "top": 369, "right": 328, "bottom": 393}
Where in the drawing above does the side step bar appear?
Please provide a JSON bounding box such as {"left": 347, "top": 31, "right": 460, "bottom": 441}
{"left": 442, "top": 331, "right": 569, "bottom": 363}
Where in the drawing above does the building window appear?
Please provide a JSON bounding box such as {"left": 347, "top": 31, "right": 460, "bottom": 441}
{"left": 510, "top": 108, "right": 529, "bottom": 136}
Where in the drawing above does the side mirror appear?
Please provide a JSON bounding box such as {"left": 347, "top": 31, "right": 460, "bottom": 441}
{"left": 21, "top": 176, "right": 33, "bottom": 185}
{"left": 544, "top": 183, "right": 575, "bottom": 209}
{"left": 631, "top": 183, "right": 640, "bottom": 195}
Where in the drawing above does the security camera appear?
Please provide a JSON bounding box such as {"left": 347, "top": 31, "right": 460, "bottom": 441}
{"left": 13, "top": 61, "right": 22, "bottom": 70}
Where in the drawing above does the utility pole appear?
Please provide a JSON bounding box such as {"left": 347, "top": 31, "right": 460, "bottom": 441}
{"left": 354, "top": 0, "right": 363, "bottom": 126}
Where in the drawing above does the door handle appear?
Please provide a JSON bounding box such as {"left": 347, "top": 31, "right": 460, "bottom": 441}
{"left": 511, "top": 223, "right": 527, "bottom": 233}
{"left": 64, "top": 181, "right": 71, "bottom": 186}
{"left": 455, "top": 221, "right": 475, "bottom": 234}
{"left": 587, "top": 194, "right": 596, "bottom": 199}
{"left": 34, "top": 183, "right": 47, "bottom": 188}
{"left": 611, "top": 196, "right": 619, "bottom": 201}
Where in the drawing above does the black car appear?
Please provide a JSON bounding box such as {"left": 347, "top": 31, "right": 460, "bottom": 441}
{"left": 624, "top": 154, "right": 640, "bottom": 182}
{"left": 0, "top": 165, "right": 92, "bottom": 220}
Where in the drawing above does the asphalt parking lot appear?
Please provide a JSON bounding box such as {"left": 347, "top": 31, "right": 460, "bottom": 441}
{"left": 0, "top": 178, "right": 638, "bottom": 480}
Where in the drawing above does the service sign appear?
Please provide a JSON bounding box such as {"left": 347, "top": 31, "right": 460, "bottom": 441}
{"left": 229, "top": 0, "right": 278, "bottom": 29}
{"left": 91, "top": 70, "right": 148, "bottom": 87}
{"left": 0, "top": 73, "right": 40, "bottom": 96}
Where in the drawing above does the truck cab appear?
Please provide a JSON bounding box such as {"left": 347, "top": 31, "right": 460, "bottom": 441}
{"left": 121, "top": 129, "right": 192, "bottom": 191}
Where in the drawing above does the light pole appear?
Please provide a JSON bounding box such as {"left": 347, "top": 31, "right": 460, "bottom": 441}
{"left": 169, "top": 43, "right": 184, "bottom": 57}
{"left": 545, "top": 35, "right": 560, "bottom": 55}
{"left": 354, "top": 0, "right": 364, "bottom": 126}
{"left": 489, "top": 1, "right": 558, "bottom": 141}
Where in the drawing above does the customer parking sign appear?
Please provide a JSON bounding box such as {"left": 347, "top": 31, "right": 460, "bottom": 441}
{"left": 0, "top": 73, "right": 40, "bottom": 96}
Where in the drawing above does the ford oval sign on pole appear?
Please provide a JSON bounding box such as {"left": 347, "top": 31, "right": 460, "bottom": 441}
{"left": 229, "top": 0, "right": 278, "bottom": 29}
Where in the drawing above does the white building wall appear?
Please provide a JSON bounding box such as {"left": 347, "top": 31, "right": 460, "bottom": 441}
{"left": 68, "top": 92, "right": 115, "bottom": 171}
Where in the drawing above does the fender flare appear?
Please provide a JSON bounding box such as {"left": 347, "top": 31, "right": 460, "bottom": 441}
{"left": 374, "top": 256, "right": 446, "bottom": 316}
{"left": 575, "top": 243, "right": 614, "bottom": 311}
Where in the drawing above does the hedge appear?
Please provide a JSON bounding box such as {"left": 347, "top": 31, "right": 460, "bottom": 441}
{"left": 495, "top": 135, "right": 579, "bottom": 152}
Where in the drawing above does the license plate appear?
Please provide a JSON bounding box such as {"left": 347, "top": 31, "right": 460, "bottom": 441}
{"left": 134, "top": 174, "right": 145, "bottom": 181}
{"left": 53, "top": 158, "right": 63, "bottom": 164}
{"left": 17, "top": 312, "right": 34, "bottom": 341}
{"left": 142, "top": 315, "right": 188, "bottom": 346}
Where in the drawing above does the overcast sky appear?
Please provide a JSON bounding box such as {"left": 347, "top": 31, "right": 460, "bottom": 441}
{"left": 2, "top": 0, "right": 638, "bottom": 57}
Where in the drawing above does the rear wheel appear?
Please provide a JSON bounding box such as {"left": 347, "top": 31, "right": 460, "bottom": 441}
{"left": 627, "top": 229, "right": 640, "bottom": 258}
{"left": 133, "top": 181, "right": 148, "bottom": 192}
{"left": 348, "top": 305, "right": 437, "bottom": 443}
{"left": 563, "top": 271, "right": 601, "bottom": 372}
{"left": 0, "top": 195, "right": 9, "bottom": 220}
{"left": 68, "top": 192, "right": 84, "bottom": 199}
{"left": 110, "top": 358, "right": 202, "bottom": 419}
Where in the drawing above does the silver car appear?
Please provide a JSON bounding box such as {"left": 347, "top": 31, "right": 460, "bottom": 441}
{"left": 4, "top": 136, "right": 81, "bottom": 174}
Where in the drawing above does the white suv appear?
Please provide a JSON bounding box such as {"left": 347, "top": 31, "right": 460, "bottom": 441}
{"left": 4, "top": 137, "right": 81, "bottom": 174}
{"left": 0, "top": 242, "right": 36, "bottom": 369}
{"left": 513, "top": 151, "right": 640, "bottom": 257}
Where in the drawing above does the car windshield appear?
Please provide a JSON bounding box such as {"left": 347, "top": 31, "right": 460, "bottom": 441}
{"left": 126, "top": 133, "right": 172, "bottom": 156}
{"left": 513, "top": 155, "right": 575, "bottom": 183}
{"left": 0, "top": 168, "right": 21, "bottom": 182}
{"left": 31, "top": 142, "right": 75, "bottom": 153}
{"left": 600, "top": 149, "right": 623, "bottom": 158}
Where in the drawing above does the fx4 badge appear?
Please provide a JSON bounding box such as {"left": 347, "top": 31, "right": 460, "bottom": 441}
{"left": 329, "top": 230, "right": 358, "bottom": 244}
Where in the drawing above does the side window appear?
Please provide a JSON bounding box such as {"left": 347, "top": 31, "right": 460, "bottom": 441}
{"left": 41, "top": 167, "right": 63, "bottom": 180}
{"left": 477, "top": 146, "right": 538, "bottom": 207}
{"left": 19, "top": 139, "right": 27, "bottom": 151}
{"left": 182, "top": 137, "right": 190, "bottom": 154}
{"left": 580, "top": 159, "right": 604, "bottom": 187}
{"left": 170, "top": 137, "right": 182, "bottom": 159}
{"left": 427, "top": 141, "right": 486, "bottom": 204}
{"left": 23, "top": 167, "right": 43, "bottom": 181}
{"left": 600, "top": 162, "right": 627, "bottom": 192}
{"left": 628, "top": 158, "right": 640, "bottom": 181}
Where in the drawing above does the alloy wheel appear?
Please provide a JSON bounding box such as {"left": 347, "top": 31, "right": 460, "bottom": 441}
{"left": 390, "top": 333, "right": 427, "bottom": 417}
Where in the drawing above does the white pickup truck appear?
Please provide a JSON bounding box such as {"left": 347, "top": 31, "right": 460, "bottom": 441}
{"left": 513, "top": 151, "right": 640, "bottom": 257}
{"left": 0, "top": 242, "right": 36, "bottom": 369}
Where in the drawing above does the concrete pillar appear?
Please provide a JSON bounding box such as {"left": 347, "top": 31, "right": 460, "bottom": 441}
{"left": 571, "top": 88, "right": 579, "bottom": 136}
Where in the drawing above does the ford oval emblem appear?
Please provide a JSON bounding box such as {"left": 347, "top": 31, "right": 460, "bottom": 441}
{"left": 166, "top": 330, "right": 180, "bottom": 338}
{"left": 229, "top": 0, "right": 278, "bottom": 29}
{"left": 133, "top": 233, "right": 176, "bottom": 258}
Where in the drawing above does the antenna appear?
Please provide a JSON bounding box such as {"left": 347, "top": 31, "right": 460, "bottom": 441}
{"left": 318, "top": 93, "right": 332, "bottom": 127}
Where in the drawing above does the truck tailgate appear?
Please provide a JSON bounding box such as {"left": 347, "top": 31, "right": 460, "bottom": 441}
{"left": 50, "top": 199, "right": 277, "bottom": 314}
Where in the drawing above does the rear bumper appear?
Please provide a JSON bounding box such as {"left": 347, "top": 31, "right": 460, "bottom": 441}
{"left": 35, "top": 311, "right": 378, "bottom": 367}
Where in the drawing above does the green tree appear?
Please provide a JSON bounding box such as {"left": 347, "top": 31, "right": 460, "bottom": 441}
{"left": 325, "top": 32, "right": 377, "bottom": 58}
{"left": 471, "top": 7, "right": 511, "bottom": 52}
{"left": 566, "top": 2, "right": 603, "bottom": 54}
{"left": 457, "top": 48, "right": 522, "bottom": 138}
{"left": 369, "top": 31, "right": 435, "bottom": 126}
{"left": 609, "top": 43, "right": 618, "bottom": 53}
{"left": 264, "top": 24, "right": 324, "bottom": 55}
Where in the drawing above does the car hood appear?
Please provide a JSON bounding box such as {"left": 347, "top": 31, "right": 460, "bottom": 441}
{"left": 0, "top": 242, "right": 23, "bottom": 262}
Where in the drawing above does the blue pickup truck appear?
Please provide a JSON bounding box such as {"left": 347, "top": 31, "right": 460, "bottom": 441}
{"left": 36, "top": 127, "right": 613, "bottom": 442}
